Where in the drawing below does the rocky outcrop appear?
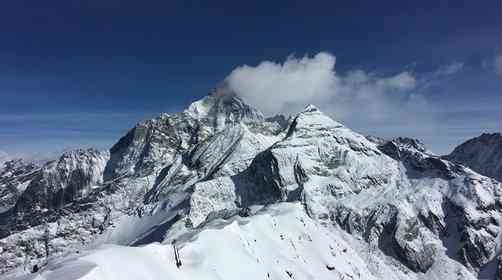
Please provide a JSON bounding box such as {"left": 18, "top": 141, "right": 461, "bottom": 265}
{"left": 104, "top": 88, "right": 264, "bottom": 181}
{"left": 144, "top": 123, "right": 281, "bottom": 204}
{"left": 446, "top": 133, "right": 502, "bottom": 182}
{"left": 15, "top": 149, "right": 108, "bottom": 215}
{"left": 379, "top": 137, "right": 463, "bottom": 179}
{"left": 0, "top": 149, "right": 110, "bottom": 273}
{"left": 0, "top": 149, "right": 109, "bottom": 237}
{"left": 0, "top": 159, "right": 41, "bottom": 211}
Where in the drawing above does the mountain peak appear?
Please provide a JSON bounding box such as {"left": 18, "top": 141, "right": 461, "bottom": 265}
{"left": 479, "top": 132, "right": 502, "bottom": 142}
{"left": 447, "top": 132, "right": 502, "bottom": 182}
{"left": 295, "top": 104, "right": 340, "bottom": 127}
{"left": 185, "top": 87, "right": 264, "bottom": 125}
{"left": 390, "top": 137, "right": 428, "bottom": 153}
{"left": 303, "top": 104, "right": 320, "bottom": 113}
{"left": 285, "top": 104, "right": 344, "bottom": 139}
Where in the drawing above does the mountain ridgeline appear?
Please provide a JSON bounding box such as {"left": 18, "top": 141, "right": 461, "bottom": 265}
{"left": 1, "top": 88, "right": 502, "bottom": 280}
{"left": 446, "top": 133, "right": 502, "bottom": 183}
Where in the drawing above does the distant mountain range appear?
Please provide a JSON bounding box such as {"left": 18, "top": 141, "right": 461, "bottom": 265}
{"left": 1, "top": 88, "right": 501, "bottom": 280}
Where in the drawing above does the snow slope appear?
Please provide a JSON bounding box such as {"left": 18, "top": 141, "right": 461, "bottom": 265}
{"left": 7, "top": 203, "right": 477, "bottom": 280}
{"left": 1, "top": 204, "right": 428, "bottom": 280}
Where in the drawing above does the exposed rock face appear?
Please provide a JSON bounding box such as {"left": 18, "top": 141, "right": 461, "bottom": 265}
{"left": 447, "top": 133, "right": 502, "bottom": 182}
{"left": 0, "top": 159, "right": 41, "bottom": 211}
{"left": 144, "top": 123, "right": 281, "bottom": 204}
{"left": 0, "top": 149, "right": 110, "bottom": 274}
{"left": 104, "top": 113, "right": 181, "bottom": 180}
{"left": 15, "top": 149, "right": 108, "bottom": 215}
{"left": 104, "top": 88, "right": 264, "bottom": 181}
{"left": 0, "top": 149, "right": 108, "bottom": 237}
{"left": 370, "top": 137, "right": 501, "bottom": 273}
{"left": 380, "top": 137, "right": 463, "bottom": 179}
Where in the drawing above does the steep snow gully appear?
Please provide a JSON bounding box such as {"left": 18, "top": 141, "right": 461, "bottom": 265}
{"left": 1, "top": 88, "right": 502, "bottom": 280}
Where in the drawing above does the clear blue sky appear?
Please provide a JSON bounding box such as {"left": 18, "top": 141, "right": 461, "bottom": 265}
{"left": 1, "top": 1, "right": 501, "bottom": 158}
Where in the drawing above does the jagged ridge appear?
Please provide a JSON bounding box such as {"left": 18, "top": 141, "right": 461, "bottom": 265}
{"left": 1, "top": 89, "right": 502, "bottom": 280}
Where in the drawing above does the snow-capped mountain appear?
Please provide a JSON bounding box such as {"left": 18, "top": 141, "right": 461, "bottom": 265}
{"left": 104, "top": 87, "right": 266, "bottom": 181}
{"left": 1, "top": 88, "right": 502, "bottom": 280}
{"left": 446, "top": 133, "right": 502, "bottom": 183}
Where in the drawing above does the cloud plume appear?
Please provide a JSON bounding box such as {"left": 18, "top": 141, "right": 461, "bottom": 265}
{"left": 225, "top": 52, "right": 337, "bottom": 114}
{"left": 433, "top": 62, "right": 464, "bottom": 76}
{"left": 225, "top": 52, "right": 445, "bottom": 151}
{"left": 225, "top": 52, "right": 419, "bottom": 116}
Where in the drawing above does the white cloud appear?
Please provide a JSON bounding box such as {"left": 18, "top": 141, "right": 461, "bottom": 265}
{"left": 495, "top": 54, "right": 502, "bottom": 76}
{"left": 334, "top": 70, "right": 427, "bottom": 125}
{"left": 225, "top": 52, "right": 442, "bottom": 151}
{"left": 225, "top": 52, "right": 418, "bottom": 116}
{"left": 415, "top": 61, "right": 464, "bottom": 90}
{"left": 433, "top": 62, "right": 464, "bottom": 76}
{"left": 225, "top": 52, "right": 337, "bottom": 114}
{"left": 377, "top": 72, "right": 417, "bottom": 91}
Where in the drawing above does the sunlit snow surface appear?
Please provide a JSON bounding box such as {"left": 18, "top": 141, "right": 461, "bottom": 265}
{"left": 5, "top": 203, "right": 474, "bottom": 280}
{"left": 10, "top": 203, "right": 377, "bottom": 280}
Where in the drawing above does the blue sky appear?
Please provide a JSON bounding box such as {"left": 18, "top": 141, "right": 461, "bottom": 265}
{"left": 1, "top": 1, "right": 502, "bottom": 158}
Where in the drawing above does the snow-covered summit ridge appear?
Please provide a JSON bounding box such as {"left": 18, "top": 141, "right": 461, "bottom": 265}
{"left": 285, "top": 104, "right": 343, "bottom": 138}
{"left": 187, "top": 104, "right": 397, "bottom": 223}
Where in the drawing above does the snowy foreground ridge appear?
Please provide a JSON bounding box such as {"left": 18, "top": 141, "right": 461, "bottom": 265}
{"left": 1, "top": 89, "right": 502, "bottom": 280}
